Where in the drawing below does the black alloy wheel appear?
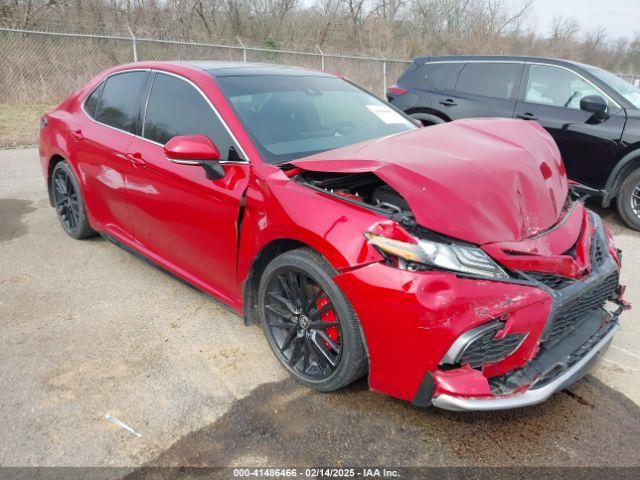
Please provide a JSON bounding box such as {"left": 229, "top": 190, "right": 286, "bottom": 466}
{"left": 51, "top": 161, "right": 96, "bottom": 239}
{"left": 258, "top": 248, "right": 368, "bottom": 391}
{"left": 631, "top": 184, "right": 640, "bottom": 216}
{"left": 53, "top": 167, "right": 80, "bottom": 232}
{"left": 264, "top": 267, "right": 342, "bottom": 381}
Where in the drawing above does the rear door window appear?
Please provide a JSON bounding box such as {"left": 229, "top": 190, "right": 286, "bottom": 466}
{"left": 456, "top": 63, "right": 522, "bottom": 99}
{"left": 142, "top": 73, "right": 235, "bottom": 157}
{"left": 95, "top": 71, "right": 147, "bottom": 133}
{"left": 403, "top": 63, "right": 463, "bottom": 91}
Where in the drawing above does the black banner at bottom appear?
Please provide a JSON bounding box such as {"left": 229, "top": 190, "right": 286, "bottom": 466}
{"left": 0, "top": 467, "right": 639, "bottom": 480}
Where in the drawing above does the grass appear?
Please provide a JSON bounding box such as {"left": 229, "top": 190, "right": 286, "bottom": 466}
{"left": 0, "top": 104, "right": 55, "bottom": 148}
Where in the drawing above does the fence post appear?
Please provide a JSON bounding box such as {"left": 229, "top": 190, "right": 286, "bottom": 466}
{"left": 237, "top": 37, "right": 247, "bottom": 62}
{"left": 316, "top": 46, "right": 325, "bottom": 71}
{"left": 382, "top": 60, "right": 387, "bottom": 96}
{"left": 127, "top": 25, "right": 138, "bottom": 62}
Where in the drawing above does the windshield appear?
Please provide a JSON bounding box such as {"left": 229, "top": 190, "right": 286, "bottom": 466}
{"left": 215, "top": 74, "right": 416, "bottom": 164}
{"left": 587, "top": 67, "right": 640, "bottom": 109}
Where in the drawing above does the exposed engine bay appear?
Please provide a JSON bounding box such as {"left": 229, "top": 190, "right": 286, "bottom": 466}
{"left": 292, "top": 170, "right": 414, "bottom": 222}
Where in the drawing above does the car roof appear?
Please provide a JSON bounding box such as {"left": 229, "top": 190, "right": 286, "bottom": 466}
{"left": 178, "top": 61, "right": 333, "bottom": 77}
{"left": 413, "top": 55, "right": 596, "bottom": 71}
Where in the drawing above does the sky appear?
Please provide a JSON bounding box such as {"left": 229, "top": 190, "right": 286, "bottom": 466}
{"left": 531, "top": 0, "right": 639, "bottom": 40}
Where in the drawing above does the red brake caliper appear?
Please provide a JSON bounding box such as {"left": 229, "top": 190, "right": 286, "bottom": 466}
{"left": 316, "top": 295, "right": 340, "bottom": 348}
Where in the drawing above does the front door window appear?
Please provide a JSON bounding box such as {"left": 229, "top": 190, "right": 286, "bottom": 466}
{"left": 525, "top": 65, "right": 605, "bottom": 110}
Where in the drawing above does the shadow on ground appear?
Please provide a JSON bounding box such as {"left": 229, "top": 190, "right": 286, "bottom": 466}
{"left": 123, "top": 373, "right": 640, "bottom": 474}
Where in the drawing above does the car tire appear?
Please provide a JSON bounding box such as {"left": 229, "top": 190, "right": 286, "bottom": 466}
{"left": 258, "top": 247, "right": 368, "bottom": 392}
{"left": 616, "top": 167, "right": 640, "bottom": 231}
{"left": 51, "top": 161, "right": 97, "bottom": 239}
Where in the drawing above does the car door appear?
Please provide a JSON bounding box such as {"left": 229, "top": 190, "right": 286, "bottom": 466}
{"left": 392, "top": 62, "right": 464, "bottom": 118}
{"left": 435, "top": 62, "right": 523, "bottom": 120}
{"left": 124, "top": 71, "right": 250, "bottom": 299}
{"left": 514, "top": 63, "right": 626, "bottom": 189}
{"left": 74, "top": 70, "right": 148, "bottom": 239}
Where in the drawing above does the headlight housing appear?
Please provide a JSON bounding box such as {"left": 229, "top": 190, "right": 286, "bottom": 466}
{"left": 365, "top": 232, "right": 508, "bottom": 280}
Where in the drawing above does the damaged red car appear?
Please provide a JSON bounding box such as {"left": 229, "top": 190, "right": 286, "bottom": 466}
{"left": 40, "top": 62, "right": 629, "bottom": 410}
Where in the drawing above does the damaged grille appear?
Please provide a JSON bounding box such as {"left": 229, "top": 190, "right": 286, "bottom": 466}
{"left": 458, "top": 328, "right": 527, "bottom": 369}
{"left": 489, "top": 318, "right": 617, "bottom": 395}
{"left": 488, "top": 218, "right": 622, "bottom": 396}
{"left": 526, "top": 272, "right": 575, "bottom": 290}
{"left": 544, "top": 272, "right": 619, "bottom": 345}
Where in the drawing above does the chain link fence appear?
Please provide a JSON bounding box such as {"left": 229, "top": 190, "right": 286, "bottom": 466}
{"left": 0, "top": 27, "right": 410, "bottom": 147}
{"left": 2, "top": 26, "right": 639, "bottom": 148}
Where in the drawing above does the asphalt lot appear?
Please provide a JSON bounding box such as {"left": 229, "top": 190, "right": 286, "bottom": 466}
{"left": 1, "top": 147, "right": 640, "bottom": 468}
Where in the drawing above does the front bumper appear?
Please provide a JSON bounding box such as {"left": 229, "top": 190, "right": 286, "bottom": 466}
{"left": 430, "top": 211, "right": 625, "bottom": 410}
{"left": 432, "top": 322, "right": 617, "bottom": 411}
{"left": 334, "top": 208, "right": 626, "bottom": 410}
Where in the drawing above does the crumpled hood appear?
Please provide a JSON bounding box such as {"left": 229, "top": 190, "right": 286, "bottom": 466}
{"left": 291, "top": 118, "right": 568, "bottom": 245}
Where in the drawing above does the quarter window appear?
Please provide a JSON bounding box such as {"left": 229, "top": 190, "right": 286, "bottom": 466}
{"left": 95, "top": 71, "right": 147, "bottom": 133}
{"left": 84, "top": 83, "right": 103, "bottom": 118}
{"left": 524, "top": 65, "right": 605, "bottom": 110}
{"left": 456, "top": 63, "right": 521, "bottom": 99}
{"left": 143, "top": 73, "right": 235, "bottom": 157}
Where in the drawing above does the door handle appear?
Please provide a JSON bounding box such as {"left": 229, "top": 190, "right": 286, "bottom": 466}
{"left": 125, "top": 152, "right": 146, "bottom": 166}
{"left": 70, "top": 130, "right": 84, "bottom": 141}
{"left": 439, "top": 98, "right": 458, "bottom": 107}
{"left": 516, "top": 112, "right": 538, "bottom": 121}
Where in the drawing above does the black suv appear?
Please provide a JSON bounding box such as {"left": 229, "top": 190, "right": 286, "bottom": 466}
{"left": 388, "top": 56, "right": 640, "bottom": 230}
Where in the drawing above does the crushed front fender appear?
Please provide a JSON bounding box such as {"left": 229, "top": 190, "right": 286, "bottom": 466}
{"left": 334, "top": 263, "right": 552, "bottom": 403}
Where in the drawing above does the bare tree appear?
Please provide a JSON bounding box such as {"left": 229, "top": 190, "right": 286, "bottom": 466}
{"left": 2, "top": 0, "right": 640, "bottom": 75}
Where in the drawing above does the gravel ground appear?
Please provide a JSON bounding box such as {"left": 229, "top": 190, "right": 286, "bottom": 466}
{"left": 1, "top": 148, "right": 639, "bottom": 468}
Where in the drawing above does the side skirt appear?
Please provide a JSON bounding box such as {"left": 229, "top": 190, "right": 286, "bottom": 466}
{"left": 99, "top": 232, "right": 242, "bottom": 318}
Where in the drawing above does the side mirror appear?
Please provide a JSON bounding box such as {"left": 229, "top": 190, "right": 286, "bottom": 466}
{"left": 580, "top": 95, "right": 607, "bottom": 114}
{"left": 164, "top": 135, "right": 225, "bottom": 180}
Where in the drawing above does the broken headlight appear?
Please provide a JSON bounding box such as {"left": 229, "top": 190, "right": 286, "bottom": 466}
{"left": 365, "top": 232, "right": 508, "bottom": 280}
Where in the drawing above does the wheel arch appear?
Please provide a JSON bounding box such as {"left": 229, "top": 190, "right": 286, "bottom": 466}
{"left": 237, "top": 191, "right": 381, "bottom": 325}
{"left": 603, "top": 146, "right": 640, "bottom": 207}
{"left": 47, "top": 154, "right": 68, "bottom": 206}
{"left": 242, "top": 238, "right": 315, "bottom": 326}
{"left": 404, "top": 107, "right": 450, "bottom": 125}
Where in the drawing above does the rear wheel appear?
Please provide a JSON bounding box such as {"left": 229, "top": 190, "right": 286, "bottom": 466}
{"left": 258, "top": 248, "right": 367, "bottom": 391}
{"left": 51, "top": 161, "right": 96, "bottom": 239}
{"left": 616, "top": 167, "right": 640, "bottom": 231}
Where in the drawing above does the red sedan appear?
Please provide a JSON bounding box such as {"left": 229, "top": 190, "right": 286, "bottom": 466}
{"left": 39, "top": 62, "right": 628, "bottom": 410}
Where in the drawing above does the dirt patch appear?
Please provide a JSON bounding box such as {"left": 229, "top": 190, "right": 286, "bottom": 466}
{"left": 0, "top": 198, "right": 36, "bottom": 241}
{"left": 0, "top": 103, "right": 54, "bottom": 148}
